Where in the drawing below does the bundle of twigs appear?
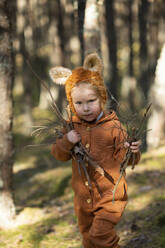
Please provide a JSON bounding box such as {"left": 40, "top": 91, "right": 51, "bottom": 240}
{"left": 111, "top": 103, "right": 152, "bottom": 203}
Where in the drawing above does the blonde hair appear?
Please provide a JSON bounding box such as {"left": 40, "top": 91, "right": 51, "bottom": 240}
{"left": 71, "top": 81, "right": 100, "bottom": 97}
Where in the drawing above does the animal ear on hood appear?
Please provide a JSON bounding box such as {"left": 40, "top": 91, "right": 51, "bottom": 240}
{"left": 49, "top": 66, "right": 72, "bottom": 85}
{"left": 83, "top": 53, "right": 103, "bottom": 75}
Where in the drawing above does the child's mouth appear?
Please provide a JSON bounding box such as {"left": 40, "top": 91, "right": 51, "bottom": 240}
{"left": 83, "top": 114, "right": 92, "bottom": 117}
{"left": 83, "top": 114, "right": 95, "bottom": 121}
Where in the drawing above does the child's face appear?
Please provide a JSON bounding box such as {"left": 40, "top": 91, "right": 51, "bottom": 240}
{"left": 71, "top": 84, "right": 102, "bottom": 122}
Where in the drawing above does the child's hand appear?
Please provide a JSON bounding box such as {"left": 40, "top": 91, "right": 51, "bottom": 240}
{"left": 66, "top": 130, "right": 81, "bottom": 144}
{"left": 124, "top": 140, "right": 141, "bottom": 153}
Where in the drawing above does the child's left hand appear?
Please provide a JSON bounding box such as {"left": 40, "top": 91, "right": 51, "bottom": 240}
{"left": 124, "top": 140, "right": 141, "bottom": 153}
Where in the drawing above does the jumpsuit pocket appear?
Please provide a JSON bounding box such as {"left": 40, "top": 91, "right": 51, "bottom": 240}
{"left": 112, "top": 180, "right": 128, "bottom": 201}
{"left": 93, "top": 174, "right": 128, "bottom": 203}
{"left": 93, "top": 173, "right": 114, "bottom": 199}
{"left": 123, "top": 182, "right": 128, "bottom": 200}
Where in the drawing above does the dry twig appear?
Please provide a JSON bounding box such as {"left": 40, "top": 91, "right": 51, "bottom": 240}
{"left": 112, "top": 104, "right": 152, "bottom": 203}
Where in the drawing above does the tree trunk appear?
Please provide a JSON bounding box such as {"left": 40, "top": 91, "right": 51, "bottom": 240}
{"left": 138, "top": 0, "right": 150, "bottom": 98}
{"left": 0, "top": 0, "right": 15, "bottom": 228}
{"left": 147, "top": 44, "right": 165, "bottom": 149}
{"left": 18, "top": 0, "right": 33, "bottom": 135}
{"left": 148, "top": 1, "right": 160, "bottom": 78}
{"left": 78, "top": 0, "right": 86, "bottom": 63}
{"left": 21, "top": 32, "right": 33, "bottom": 134}
{"left": 84, "top": 0, "right": 101, "bottom": 55}
{"left": 105, "top": 0, "right": 118, "bottom": 100}
{"left": 128, "top": 0, "right": 134, "bottom": 77}
{"left": 56, "top": 0, "right": 67, "bottom": 112}
{"left": 126, "top": 0, "right": 137, "bottom": 113}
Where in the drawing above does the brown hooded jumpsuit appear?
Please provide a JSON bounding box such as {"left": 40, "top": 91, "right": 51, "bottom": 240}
{"left": 51, "top": 111, "right": 140, "bottom": 248}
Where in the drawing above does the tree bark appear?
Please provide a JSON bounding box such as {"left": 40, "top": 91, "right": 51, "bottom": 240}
{"left": 20, "top": 31, "right": 33, "bottom": 134}
{"left": 0, "top": 0, "right": 15, "bottom": 228}
{"left": 148, "top": 1, "right": 160, "bottom": 77}
{"left": 105, "top": 0, "right": 118, "bottom": 100}
{"left": 55, "top": 0, "right": 67, "bottom": 112}
{"left": 128, "top": 0, "right": 134, "bottom": 77}
{"left": 78, "top": 0, "right": 86, "bottom": 63}
{"left": 127, "top": 0, "right": 136, "bottom": 112}
{"left": 138, "top": 0, "right": 150, "bottom": 98}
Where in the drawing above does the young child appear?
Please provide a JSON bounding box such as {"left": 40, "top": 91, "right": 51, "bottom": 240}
{"left": 49, "top": 53, "right": 141, "bottom": 248}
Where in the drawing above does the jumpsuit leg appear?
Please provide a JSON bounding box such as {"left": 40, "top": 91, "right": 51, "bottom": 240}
{"left": 76, "top": 208, "right": 94, "bottom": 248}
{"left": 88, "top": 214, "right": 120, "bottom": 248}
{"left": 77, "top": 208, "right": 121, "bottom": 248}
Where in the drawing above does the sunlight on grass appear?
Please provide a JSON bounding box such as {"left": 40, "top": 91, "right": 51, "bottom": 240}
{"left": 14, "top": 156, "right": 37, "bottom": 172}
{"left": 128, "top": 189, "right": 161, "bottom": 211}
{"left": 14, "top": 207, "right": 47, "bottom": 226}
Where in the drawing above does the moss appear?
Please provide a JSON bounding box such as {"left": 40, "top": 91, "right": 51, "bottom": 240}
{"left": 157, "top": 213, "right": 165, "bottom": 227}
{"left": 160, "top": 227, "right": 165, "bottom": 247}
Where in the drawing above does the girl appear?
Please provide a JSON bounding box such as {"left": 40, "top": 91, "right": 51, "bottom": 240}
{"left": 50, "top": 53, "right": 141, "bottom": 248}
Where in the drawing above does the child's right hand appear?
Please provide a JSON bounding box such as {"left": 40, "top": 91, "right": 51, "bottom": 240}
{"left": 66, "top": 130, "right": 81, "bottom": 144}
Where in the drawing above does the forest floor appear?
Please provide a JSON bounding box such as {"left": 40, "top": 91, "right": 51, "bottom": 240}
{"left": 0, "top": 137, "right": 165, "bottom": 248}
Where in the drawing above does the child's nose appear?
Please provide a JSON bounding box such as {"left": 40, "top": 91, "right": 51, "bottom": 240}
{"left": 83, "top": 103, "right": 89, "bottom": 111}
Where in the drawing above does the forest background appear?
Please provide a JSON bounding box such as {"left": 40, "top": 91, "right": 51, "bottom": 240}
{"left": 0, "top": 0, "right": 165, "bottom": 247}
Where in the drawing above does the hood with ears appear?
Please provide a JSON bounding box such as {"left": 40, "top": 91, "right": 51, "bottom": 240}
{"left": 49, "top": 53, "right": 107, "bottom": 114}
